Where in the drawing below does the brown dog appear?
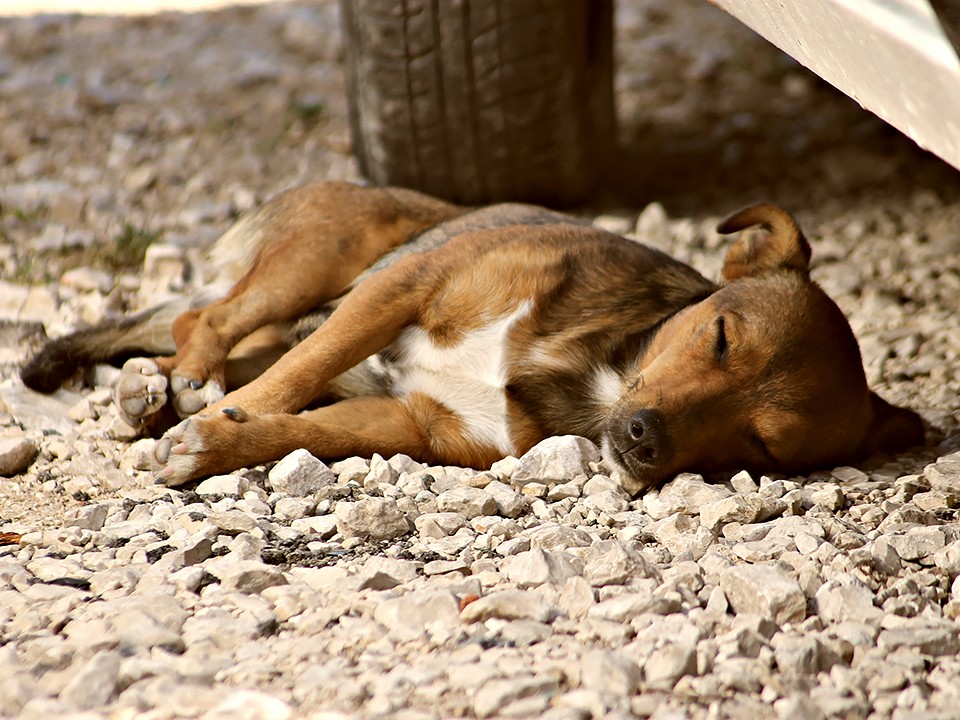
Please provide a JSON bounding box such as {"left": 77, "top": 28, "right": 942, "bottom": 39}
{"left": 21, "top": 182, "right": 924, "bottom": 494}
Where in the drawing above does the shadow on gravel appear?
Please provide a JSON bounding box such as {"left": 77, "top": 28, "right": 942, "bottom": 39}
{"left": 606, "top": 115, "right": 960, "bottom": 216}
{"left": 598, "top": 0, "right": 960, "bottom": 215}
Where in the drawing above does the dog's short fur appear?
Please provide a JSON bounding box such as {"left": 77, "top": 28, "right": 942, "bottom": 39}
{"left": 22, "top": 181, "right": 924, "bottom": 494}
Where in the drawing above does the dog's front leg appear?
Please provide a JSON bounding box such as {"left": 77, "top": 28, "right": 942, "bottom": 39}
{"left": 153, "top": 253, "right": 442, "bottom": 483}
{"left": 154, "top": 394, "right": 502, "bottom": 486}
{"left": 208, "top": 252, "right": 433, "bottom": 416}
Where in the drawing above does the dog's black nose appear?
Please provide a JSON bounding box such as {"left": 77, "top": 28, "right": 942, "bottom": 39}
{"left": 627, "top": 408, "right": 666, "bottom": 462}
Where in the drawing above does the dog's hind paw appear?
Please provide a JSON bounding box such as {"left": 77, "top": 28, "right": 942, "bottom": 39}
{"left": 170, "top": 373, "right": 225, "bottom": 419}
{"left": 116, "top": 358, "right": 169, "bottom": 427}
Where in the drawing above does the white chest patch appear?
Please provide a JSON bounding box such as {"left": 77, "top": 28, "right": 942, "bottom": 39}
{"left": 591, "top": 366, "right": 623, "bottom": 409}
{"left": 389, "top": 300, "right": 533, "bottom": 453}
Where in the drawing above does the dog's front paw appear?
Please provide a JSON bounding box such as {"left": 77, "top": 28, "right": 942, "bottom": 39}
{"left": 169, "top": 373, "right": 225, "bottom": 419}
{"left": 154, "top": 416, "right": 206, "bottom": 487}
{"left": 116, "top": 358, "right": 169, "bottom": 427}
{"left": 153, "top": 407, "right": 251, "bottom": 486}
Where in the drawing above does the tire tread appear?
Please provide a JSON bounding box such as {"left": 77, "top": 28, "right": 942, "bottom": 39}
{"left": 340, "top": 0, "right": 614, "bottom": 204}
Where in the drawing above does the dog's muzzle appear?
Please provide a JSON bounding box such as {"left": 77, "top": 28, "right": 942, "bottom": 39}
{"left": 602, "top": 407, "right": 674, "bottom": 494}
{"left": 626, "top": 408, "right": 667, "bottom": 462}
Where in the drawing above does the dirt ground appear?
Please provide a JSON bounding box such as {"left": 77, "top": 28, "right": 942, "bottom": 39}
{"left": 1, "top": 1, "right": 960, "bottom": 717}
{"left": 0, "top": 0, "right": 957, "bottom": 542}
{"left": 1, "top": 0, "right": 959, "bottom": 563}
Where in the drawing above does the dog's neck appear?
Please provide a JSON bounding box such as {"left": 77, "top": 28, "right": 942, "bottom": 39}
{"left": 505, "top": 274, "right": 718, "bottom": 446}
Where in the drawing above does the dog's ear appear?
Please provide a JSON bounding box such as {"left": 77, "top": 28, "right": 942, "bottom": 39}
{"left": 717, "top": 204, "right": 812, "bottom": 282}
{"left": 857, "top": 392, "right": 926, "bottom": 460}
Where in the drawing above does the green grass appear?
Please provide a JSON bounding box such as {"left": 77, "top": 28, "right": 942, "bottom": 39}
{"left": 103, "top": 223, "right": 161, "bottom": 270}
{"left": 1, "top": 209, "right": 161, "bottom": 283}
{"left": 6, "top": 203, "right": 49, "bottom": 223}
{"left": 290, "top": 97, "right": 325, "bottom": 128}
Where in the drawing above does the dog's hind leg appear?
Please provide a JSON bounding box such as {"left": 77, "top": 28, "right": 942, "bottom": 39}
{"left": 152, "top": 241, "right": 463, "bottom": 483}
{"left": 163, "top": 183, "right": 463, "bottom": 418}
{"left": 115, "top": 356, "right": 178, "bottom": 432}
{"left": 115, "top": 325, "right": 290, "bottom": 433}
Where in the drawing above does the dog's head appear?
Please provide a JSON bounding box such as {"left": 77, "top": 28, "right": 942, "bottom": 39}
{"left": 603, "top": 203, "right": 924, "bottom": 495}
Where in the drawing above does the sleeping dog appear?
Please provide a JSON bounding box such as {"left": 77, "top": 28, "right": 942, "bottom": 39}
{"left": 21, "top": 182, "right": 924, "bottom": 494}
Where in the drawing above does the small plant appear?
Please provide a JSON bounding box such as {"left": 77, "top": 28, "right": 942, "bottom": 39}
{"left": 11, "top": 258, "right": 35, "bottom": 283}
{"left": 6, "top": 203, "right": 49, "bottom": 224}
{"left": 104, "top": 223, "right": 161, "bottom": 270}
{"left": 290, "top": 97, "right": 325, "bottom": 128}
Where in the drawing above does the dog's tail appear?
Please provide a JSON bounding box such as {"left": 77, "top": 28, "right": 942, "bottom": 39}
{"left": 20, "top": 202, "right": 267, "bottom": 394}
{"left": 20, "top": 299, "right": 189, "bottom": 393}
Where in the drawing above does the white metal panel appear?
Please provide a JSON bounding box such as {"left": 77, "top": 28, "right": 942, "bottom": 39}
{"left": 710, "top": 0, "right": 960, "bottom": 171}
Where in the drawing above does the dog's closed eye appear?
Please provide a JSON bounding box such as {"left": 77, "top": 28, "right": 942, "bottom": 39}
{"left": 714, "top": 316, "right": 728, "bottom": 364}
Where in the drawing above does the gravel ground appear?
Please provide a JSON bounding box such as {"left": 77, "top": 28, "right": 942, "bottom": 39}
{"left": 2, "top": 2, "right": 960, "bottom": 719}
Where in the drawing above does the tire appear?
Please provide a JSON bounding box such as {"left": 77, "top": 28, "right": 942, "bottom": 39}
{"left": 339, "top": 0, "right": 615, "bottom": 206}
